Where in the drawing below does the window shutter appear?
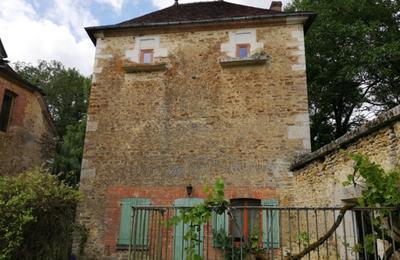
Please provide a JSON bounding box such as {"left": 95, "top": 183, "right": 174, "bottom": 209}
{"left": 262, "top": 199, "right": 280, "bottom": 249}
{"left": 173, "top": 198, "right": 204, "bottom": 260}
{"left": 212, "top": 211, "right": 229, "bottom": 247}
{"left": 117, "top": 198, "right": 151, "bottom": 247}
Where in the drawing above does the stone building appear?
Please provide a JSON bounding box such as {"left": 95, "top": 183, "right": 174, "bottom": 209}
{"left": 0, "top": 38, "right": 57, "bottom": 175}
{"left": 77, "top": 0, "right": 317, "bottom": 258}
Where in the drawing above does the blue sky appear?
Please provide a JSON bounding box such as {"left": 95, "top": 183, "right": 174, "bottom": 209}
{"left": 0, "top": 0, "right": 291, "bottom": 75}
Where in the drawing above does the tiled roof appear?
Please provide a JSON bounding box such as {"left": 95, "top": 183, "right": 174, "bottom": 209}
{"left": 85, "top": 1, "right": 316, "bottom": 44}
{"left": 118, "top": 1, "right": 280, "bottom": 26}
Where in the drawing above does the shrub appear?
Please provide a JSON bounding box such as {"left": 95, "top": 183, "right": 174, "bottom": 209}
{"left": 0, "top": 168, "right": 81, "bottom": 260}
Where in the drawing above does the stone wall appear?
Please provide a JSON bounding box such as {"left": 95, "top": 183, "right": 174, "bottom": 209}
{"left": 286, "top": 105, "right": 400, "bottom": 207}
{"left": 0, "top": 76, "right": 56, "bottom": 175}
{"left": 77, "top": 21, "right": 311, "bottom": 258}
{"left": 276, "top": 106, "right": 400, "bottom": 259}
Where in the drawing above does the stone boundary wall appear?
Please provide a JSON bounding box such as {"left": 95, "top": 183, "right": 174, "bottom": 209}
{"left": 283, "top": 105, "right": 400, "bottom": 207}
{"left": 291, "top": 105, "right": 400, "bottom": 171}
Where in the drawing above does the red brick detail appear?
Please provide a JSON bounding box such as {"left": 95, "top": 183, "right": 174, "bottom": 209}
{"left": 103, "top": 185, "right": 277, "bottom": 253}
{"left": 0, "top": 78, "right": 29, "bottom": 127}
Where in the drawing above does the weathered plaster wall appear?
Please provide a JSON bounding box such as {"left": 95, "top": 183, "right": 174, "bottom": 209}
{"left": 0, "top": 76, "right": 56, "bottom": 175}
{"left": 77, "top": 22, "right": 311, "bottom": 258}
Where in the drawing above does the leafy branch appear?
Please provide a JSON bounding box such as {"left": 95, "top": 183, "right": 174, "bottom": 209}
{"left": 167, "top": 178, "right": 229, "bottom": 260}
{"left": 288, "top": 153, "right": 400, "bottom": 259}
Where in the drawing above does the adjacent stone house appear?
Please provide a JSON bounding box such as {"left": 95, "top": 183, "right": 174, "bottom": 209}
{"left": 77, "top": 1, "right": 316, "bottom": 258}
{"left": 0, "top": 38, "right": 57, "bottom": 175}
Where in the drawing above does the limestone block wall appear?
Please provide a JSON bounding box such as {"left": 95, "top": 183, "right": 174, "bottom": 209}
{"left": 0, "top": 76, "right": 56, "bottom": 175}
{"left": 287, "top": 106, "right": 400, "bottom": 207}
{"left": 279, "top": 106, "right": 400, "bottom": 259}
{"left": 77, "top": 22, "right": 311, "bottom": 258}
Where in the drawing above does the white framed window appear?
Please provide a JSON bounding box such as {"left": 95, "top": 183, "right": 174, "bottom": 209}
{"left": 221, "top": 29, "right": 264, "bottom": 58}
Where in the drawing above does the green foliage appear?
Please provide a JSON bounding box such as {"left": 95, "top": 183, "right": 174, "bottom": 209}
{"left": 297, "top": 232, "right": 310, "bottom": 249}
{"left": 344, "top": 153, "right": 400, "bottom": 257}
{"left": 53, "top": 118, "right": 86, "bottom": 186}
{"left": 204, "top": 177, "right": 229, "bottom": 214}
{"left": 212, "top": 230, "right": 244, "bottom": 260}
{"left": 364, "top": 234, "right": 377, "bottom": 255}
{"left": 14, "top": 60, "right": 90, "bottom": 136}
{"left": 13, "top": 60, "right": 90, "bottom": 184}
{"left": 212, "top": 229, "right": 263, "bottom": 260}
{"left": 168, "top": 178, "right": 228, "bottom": 259}
{"left": 345, "top": 153, "right": 400, "bottom": 207}
{"left": 286, "top": 0, "right": 400, "bottom": 149}
{"left": 0, "top": 168, "right": 81, "bottom": 260}
{"left": 351, "top": 243, "right": 363, "bottom": 254}
{"left": 169, "top": 178, "right": 265, "bottom": 259}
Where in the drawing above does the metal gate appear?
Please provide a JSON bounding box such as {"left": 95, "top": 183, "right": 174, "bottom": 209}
{"left": 127, "top": 206, "right": 400, "bottom": 260}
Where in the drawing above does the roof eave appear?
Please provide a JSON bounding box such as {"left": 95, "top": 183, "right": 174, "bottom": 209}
{"left": 0, "top": 39, "right": 7, "bottom": 59}
{"left": 85, "top": 11, "right": 317, "bottom": 45}
{"left": 0, "top": 66, "right": 45, "bottom": 95}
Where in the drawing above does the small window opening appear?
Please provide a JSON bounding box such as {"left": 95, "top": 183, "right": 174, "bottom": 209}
{"left": 230, "top": 198, "right": 261, "bottom": 242}
{"left": 141, "top": 49, "right": 154, "bottom": 64}
{"left": 0, "top": 91, "right": 15, "bottom": 132}
{"left": 236, "top": 44, "right": 250, "bottom": 58}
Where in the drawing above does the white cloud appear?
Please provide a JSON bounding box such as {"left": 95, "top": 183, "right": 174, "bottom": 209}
{"left": 0, "top": 0, "right": 294, "bottom": 76}
{"left": 94, "top": 0, "right": 125, "bottom": 11}
{"left": 45, "top": 0, "right": 99, "bottom": 38}
{"left": 0, "top": 0, "right": 95, "bottom": 76}
{"left": 152, "top": 0, "right": 292, "bottom": 9}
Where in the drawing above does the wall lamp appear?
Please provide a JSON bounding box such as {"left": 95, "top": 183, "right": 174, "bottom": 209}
{"left": 186, "top": 184, "right": 193, "bottom": 197}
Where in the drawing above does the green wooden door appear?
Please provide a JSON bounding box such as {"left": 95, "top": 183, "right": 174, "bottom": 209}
{"left": 173, "top": 198, "right": 204, "bottom": 260}
{"left": 262, "top": 199, "right": 280, "bottom": 249}
{"left": 117, "top": 198, "right": 151, "bottom": 248}
{"left": 212, "top": 210, "right": 229, "bottom": 247}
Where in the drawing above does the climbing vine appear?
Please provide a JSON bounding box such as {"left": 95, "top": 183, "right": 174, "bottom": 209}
{"left": 168, "top": 178, "right": 265, "bottom": 260}
{"left": 343, "top": 153, "right": 400, "bottom": 256}
{"left": 289, "top": 153, "right": 400, "bottom": 259}
{"left": 168, "top": 178, "right": 228, "bottom": 260}
{"left": 343, "top": 153, "right": 400, "bottom": 207}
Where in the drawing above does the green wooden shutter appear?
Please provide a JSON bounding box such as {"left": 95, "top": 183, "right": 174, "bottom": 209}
{"left": 117, "top": 198, "right": 151, "bottom": 247}
{"left": 212, "top": 211, "right": 229, "bottom": 247}
{"left": 173, "top": 198, "right": 204, "bottom": 260}
{"left": 262, "top": 199, "right": 280, "bottom": 249}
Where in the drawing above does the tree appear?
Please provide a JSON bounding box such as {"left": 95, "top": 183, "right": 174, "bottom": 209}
{"left": 286, "top": 0, "right": 400, "bottom": 149}
{"left": 0, "top": 168, "right": 81, "bottom": 259}
{"left": 53, "top": 119, "right": 86, "bottom": 187}
{"left": 14, "top": 61, "right": 90, "bottom": 184}
{"left": 14, "top": 60, "right": 90, "bottom": 137}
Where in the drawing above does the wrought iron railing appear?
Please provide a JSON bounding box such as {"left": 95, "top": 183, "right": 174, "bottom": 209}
{"left": 126, "top": 206, "right": 400, "bottom": 260}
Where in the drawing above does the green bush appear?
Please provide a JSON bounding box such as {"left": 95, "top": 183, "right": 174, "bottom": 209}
{"left": 0, "top": 168, "right": 81, "bottom": 260}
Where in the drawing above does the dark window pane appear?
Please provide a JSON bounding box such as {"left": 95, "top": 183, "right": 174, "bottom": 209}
{"left": 230, "top": 199, "right": 261, "bottom": 241}
{"left": 0, "top": 94, "right": 13, "bottom": 132}
{"left": 231, "top": 208, "right": 244, "bottom": 240}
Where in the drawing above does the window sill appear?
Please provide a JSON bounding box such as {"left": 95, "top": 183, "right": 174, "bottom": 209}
{"left": 219, "top": 55, "right": 268, "bottom": 67}
{"left": 122, "top": 63, "right": 167, "bottom": 73}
